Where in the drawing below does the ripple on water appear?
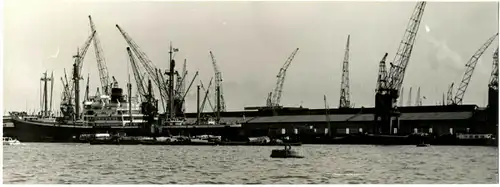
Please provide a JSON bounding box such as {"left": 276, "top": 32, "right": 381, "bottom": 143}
{"left": 3, "top": 144, "right": 498, "bottom": 184}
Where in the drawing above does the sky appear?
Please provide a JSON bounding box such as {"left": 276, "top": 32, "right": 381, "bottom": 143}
{"left": 2, "top": 0, "right": 499, "bottom": 114}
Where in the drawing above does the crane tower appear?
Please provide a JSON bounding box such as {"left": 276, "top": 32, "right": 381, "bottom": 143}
{"left": 339, "top": 35, "right": 351, "bottom": 109}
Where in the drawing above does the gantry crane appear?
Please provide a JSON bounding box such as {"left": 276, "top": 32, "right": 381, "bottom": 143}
{"left": 209, "top": 51, "right": 227, "bottom": 112}
{"left": 447, "top": 33, "right": 498, "bottom": 105}
{"left": 267, "top": 48, "right": 300, "bottom": 108}
{"left": 88, "top": 15, "right": 111, "bottom": 95}
{"left": 339, "top": 35, "right": 351, "bottom": 108}
{"left": 375, "top": 2, "right": 426, "bottom": 134}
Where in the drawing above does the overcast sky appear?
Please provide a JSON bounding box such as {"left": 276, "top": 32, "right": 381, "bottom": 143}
{"left": 3, "top": 0, "right": 499, "bottom": 113}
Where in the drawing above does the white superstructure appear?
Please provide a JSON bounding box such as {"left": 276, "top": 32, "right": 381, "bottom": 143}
{"left": 81, "top": 88, "right": 147, "bottom": 127}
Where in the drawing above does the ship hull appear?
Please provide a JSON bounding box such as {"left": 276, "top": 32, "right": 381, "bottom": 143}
{"left": 11, "top": 115, "right": 245, "bottom": 142}
{"left": 11, "top": 116, "right": 146, "bottom": 142}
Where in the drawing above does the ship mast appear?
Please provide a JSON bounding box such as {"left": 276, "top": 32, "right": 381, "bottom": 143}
{"left": 167, "top": 42, "right": 179, "bottom": 121}
{"left": 72, "top": 62, "right": 80, "bottom": 120}
{"left": 40, "top": 71, "right": 52, "bottom": 117}
{"left": 127, "top": 58, "right": 133, "bottom": 125}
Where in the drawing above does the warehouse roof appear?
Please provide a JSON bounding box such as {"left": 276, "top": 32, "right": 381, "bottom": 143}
{"left": 182, "top": 112, "right": 473, "bottom": 124}
{"left": 183, "top": 117, "right": 252, "bottom": 124}
{"left": 245, "top": 112, "right": 473, "bottom": 124}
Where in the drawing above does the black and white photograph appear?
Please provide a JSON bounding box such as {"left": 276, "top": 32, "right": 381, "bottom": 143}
{"left": 2, "top": 0, "right": 499, "bottom": 185}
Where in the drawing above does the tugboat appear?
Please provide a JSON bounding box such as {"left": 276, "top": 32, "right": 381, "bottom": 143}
{"left": 270, "top": 144, "right": 304, "bottom": 158}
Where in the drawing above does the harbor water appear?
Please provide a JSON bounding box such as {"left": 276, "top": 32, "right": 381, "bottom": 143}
{"left": 3, "top": 143, "right": 498, "bottom": 184}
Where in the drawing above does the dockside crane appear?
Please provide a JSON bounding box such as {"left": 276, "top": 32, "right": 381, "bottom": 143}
{"left": 116, "top": 25, "right": 167, "bottom": 110}
{"left": 88, "top": 15, "right": 111, "bottom": 95}
{"left": 126, "top": 47, "right": 147, "bottom": 101}
{"left": 339, "top": 35, "right": 351, "bottom": 108}
{"left": 489, "top": 47, "right": 499, "bottom": 91}
{"left": 267, "top": 48, "right": 300, "bottom": 108}
{"left": 374, "top": 2, "right": 426, "bottom": 134}
{"left": 449, "top": 33, "right": 498, "bottom": 105}
{"left": 375, "top": 53, "right": 389, "bottom": 93}
{"left": 209, "top": 51, "right": 227, "bottom": 112}
{"left": 488, "top": 47, "right": 499, "bottom": 125}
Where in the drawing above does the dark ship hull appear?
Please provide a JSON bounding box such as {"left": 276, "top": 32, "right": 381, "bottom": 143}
{"left": 11, "top": 115, "right": 244, "bottom": 142}
{"left": 11, "top": 116, "right": 141, "bottom": 142}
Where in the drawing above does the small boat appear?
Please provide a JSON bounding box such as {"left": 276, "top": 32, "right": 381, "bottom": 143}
{"left": 416, "top": 142, "right": 430, "bottom": 147}
{"left": 270, "top": 144, "right": 304, "bottom": 158}
{"left": 3, "top": 137, "right": 21, "bottom": 145}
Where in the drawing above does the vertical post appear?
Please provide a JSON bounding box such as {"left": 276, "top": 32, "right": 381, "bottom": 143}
{"left": 197, "top": 85, "right": 201, "bottom": 126}
{"left": 43, "top": 72, "right": 48, "bottom": 117}
{"left": 39, "top": 72, "right": 49, "bottom": 117}
{"left": 216, "top": 86, "right": 221, "bottom": 124}
{"left": 128, "top": 82, "right": 132, "bottom": 125}
{"left": 168, "top": 43, "right": 176, "bottom": 121}
{"left": 73, "top": 63, "right": 80, "bottom": 120}
{"left": 50, "top": 72, "right": 54, "bottom": 117}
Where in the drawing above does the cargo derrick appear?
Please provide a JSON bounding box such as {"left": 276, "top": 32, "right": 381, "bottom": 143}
{"left": 488, "top": 47, "right": 499, "bottom": 126}
{"left": 447, "top": 33, "right": 498, "bottom": 105}
{"left": 175, "top": 59, "right": 188, "bottom": 113}
{"left": 60, "top": 31, "right": 96, "bottom": 120}
{"left": 88, "top": 16, "right": 111, "bottom": 95}
{"left": 115, "top": 25, "right": 163, "bottom": 113}
{"left": 126, "top": 47, "right": 147, "bottom": 101}
{"left": 266, "top": 48, "right": 300, "bottom": 114}
{"left": 127, "top": 47, "right": 158, "bottom": 133}
{"left": 175, "top": 71, "right": 199, "bottom": 117}
{"left": 200, "top": 78, "right": 215, "bottom": 113}
{"left": 374, "top": 2, "right": 426, "bottom": 135}
{"left": 165, "top": 58, "right": 187, "bottom": 118}
{"left": 209, "top": 51, "right": 226, "bottom": 123}
{"left": 84, "top": 74, "right": 90, "bottom": 101}
{"left": 60, "top": 70, "right": 71, "bottom": 109}
{"left": 339, "top": 35, "right": 351, "bottom": 109}
{"left": 446, "top": 83, "right": 454, "bottom": 105}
